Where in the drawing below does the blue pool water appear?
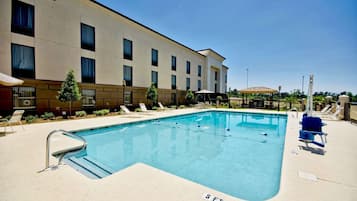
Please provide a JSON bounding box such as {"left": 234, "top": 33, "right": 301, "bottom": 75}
{"left": 67, "top": 111, "right": 287, "bottom": 200}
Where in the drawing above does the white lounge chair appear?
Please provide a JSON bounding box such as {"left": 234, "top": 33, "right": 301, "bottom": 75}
{"left": 320, "top": 104, "right": 331, "bottom": 113}
{"left": 139, "top": 103, "right": 148, "bottom": 112}
{"left": 158, "top": 102, "right": 168, "bottom": 110}
{"left": 0, "top": 110, "right": 25, "bottom": 133}
{"left": 120, "top": 105, "right": 131, "bottom": 114}
{"left": 318, "top": 104, "right": 343, "bottom": 120}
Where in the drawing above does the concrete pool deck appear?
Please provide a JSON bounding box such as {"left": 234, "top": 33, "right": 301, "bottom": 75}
{"left": 0, "top": 108, "right": 356, "bottom": 201}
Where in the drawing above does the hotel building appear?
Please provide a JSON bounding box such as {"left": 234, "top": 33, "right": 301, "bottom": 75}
{"left": 0, "top": 0, "right": 228, "bottom": 115}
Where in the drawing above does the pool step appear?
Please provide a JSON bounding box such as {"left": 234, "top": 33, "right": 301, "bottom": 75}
{"left": 64, "top": 156, "right": 113, "bottom": 179}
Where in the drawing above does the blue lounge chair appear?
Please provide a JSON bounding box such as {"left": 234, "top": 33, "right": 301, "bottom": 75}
{"left": 299, "top": 116, "right": 327, "bottom": 147}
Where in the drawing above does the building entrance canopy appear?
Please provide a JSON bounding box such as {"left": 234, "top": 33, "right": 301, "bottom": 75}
{"left": 239, "top": 86, "right": 278, "bottom": 94}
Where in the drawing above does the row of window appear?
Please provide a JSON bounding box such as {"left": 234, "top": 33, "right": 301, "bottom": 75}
{"left": 11, "top": 1, "right": 203, "bottom": 77}
{"left": 11, "top": 43, "right": 201, "bottom": 90}
{"left": 12, "top": 86, "right": 187, "bottom": 110}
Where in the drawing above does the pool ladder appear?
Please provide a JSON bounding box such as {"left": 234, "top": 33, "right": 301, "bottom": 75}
{"left": 45, "top": 129, "right": 87, "bottom": 169}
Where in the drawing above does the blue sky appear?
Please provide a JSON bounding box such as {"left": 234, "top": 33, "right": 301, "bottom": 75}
{"left": 98, "top": 0, "right": 357, "bottom": 93}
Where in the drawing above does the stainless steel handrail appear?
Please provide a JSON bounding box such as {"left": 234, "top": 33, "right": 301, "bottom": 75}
{"left": 45, "top": 129, "right": 87, "bottom": 169}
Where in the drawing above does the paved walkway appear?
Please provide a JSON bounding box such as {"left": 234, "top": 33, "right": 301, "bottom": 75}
{"left": 0, "top": 109, "right": 356, "bottom": 201}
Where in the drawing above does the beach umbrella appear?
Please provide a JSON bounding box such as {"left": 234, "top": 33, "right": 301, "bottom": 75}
{"left": 306, "top": 74, "right": 314, "bottom": 116}
{"left": 195, "top": 89, "right": 214, "bottom": 102}
{"left": 0, "top": 72, "right": 24, "bottom": 86}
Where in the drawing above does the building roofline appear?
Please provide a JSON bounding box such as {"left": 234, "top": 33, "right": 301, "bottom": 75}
{"left": 90, "top": 0, "right": 206, "bottom": 58}
{"left": 197, "top": 48, "right": 226, "bottom": 60}
{"left": 222, "top": 65, "right": 229, "bottom": 69}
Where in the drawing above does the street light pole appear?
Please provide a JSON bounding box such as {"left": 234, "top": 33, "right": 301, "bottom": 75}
{"left": 246, "top": 68, "right": 249, "bottom": 88}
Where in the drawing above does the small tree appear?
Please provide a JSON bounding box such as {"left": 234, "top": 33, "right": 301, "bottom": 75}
{"left": 57, "top": 70, "right": 81, "bottom": 116}
{"left": 146, "top": 83, "right": 158, "bottom": 107}
{"left": 185, "top": 89, "right": 194, "bottom": 105}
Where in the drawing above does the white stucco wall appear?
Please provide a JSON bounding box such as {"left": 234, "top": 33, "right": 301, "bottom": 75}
{"left": 0, "top": 0, "right": 208, "bottom": 90}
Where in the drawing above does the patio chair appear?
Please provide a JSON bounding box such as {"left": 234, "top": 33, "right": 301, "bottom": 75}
{"left": 158, "top": 102, "right": 169, "bottom": 110}
{"left": 0, "top": 110, "right": 25, "bottom": 133}
{"left": 120, "top": 105, "right": 131, "bottom": 114}
{"left": 299, "top": 116, "right": 327, "bottom": 147}
{"left": 320, "top": 104, "right": 331, "bottom": 113}
{"left": 139, "top": 103, "right": 148, "bottom": 112}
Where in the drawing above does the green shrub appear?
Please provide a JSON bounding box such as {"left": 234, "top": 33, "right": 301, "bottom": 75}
{"left": 230, "top": 102, "right": 238, "bottom": 108}
{"left": 75, "top": 110, "right": 87, "bottom": 117}
{"left": 179, "top": 105, "right": 186, "bottom": 109}
{"left": 152, "top": 106, "right": 158, "bottom": 110}
{"left": 134, "top": 108, "right": 142, "bottom": 112}
{"left": 25, "top": 115, "right": 38, "bottom": 123}
{"left": 170, "top": 105, "right": 176, "bottom": 109}
{"left": 93, "top": 109, "right": 110, "bottom": 116}
{"left": 41, "top": 112, "right": 55, "bottom": 120}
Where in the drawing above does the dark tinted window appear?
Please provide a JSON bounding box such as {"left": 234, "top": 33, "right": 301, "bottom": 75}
{"left": 123, "top": 65, "right": 133, "bottom": 86}
{"left": 123, "top": 39, "right": 132, "bottom": 60}
{"left": 81, "top": 23, "right": 95, "bottom": 51}
{"left": 11, "top": 43, "right": 35, "bottom": 79}
{"left": 171, "top": 75, "right": 176, "bottom": 89}
{"left": 81, "top": 57, "right": 95, "bottom": 83}
{"left": 151, "top": 71, "right": 158, "bottom": 88}
{"left": 12, "top": 0, "right": 34, "bottom": 36}
{"left": 152, "top": 49, "right": 158, "bottom": 66}
{"left": 186, "top": 78, "right": 190, "bottom": 90}
{"left": 171, "top": 56, "right": 176, "bottom": 71}
{"left": 198, "top": 65, "right": 201, "bottom": 77}
{"left": 186, "top": 61, "right": 190, "bottom": 74}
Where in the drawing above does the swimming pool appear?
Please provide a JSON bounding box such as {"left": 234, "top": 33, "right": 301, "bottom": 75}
{"left": 65, "top": 111, "right": 287, "bottom": 200}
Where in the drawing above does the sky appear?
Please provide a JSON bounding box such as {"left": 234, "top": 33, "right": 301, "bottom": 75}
{"left": 98, "top": 0, "right": 357, "bottom": 94}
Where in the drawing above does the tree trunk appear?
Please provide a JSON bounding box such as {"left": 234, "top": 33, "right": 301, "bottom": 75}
{"left": 69, "top": 101, "right": 72, "bottom": 117}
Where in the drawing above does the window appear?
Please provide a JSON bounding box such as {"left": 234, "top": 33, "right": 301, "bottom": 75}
{"left": 151, "top": 49, "right": 158, "bottom": 66}
{"left": 171, "top": 93, "right": 176, "bottom": 105}
{"left": 215, "top": 83, "right": 217, "bottom": 92}
{"left": 81, "top": 23, "right": 95, "bottom": 51}
{"left": 12, "top": 0, "right": 34, "bottom": 36}
{"left": 171, "top": 75, "right": 176, "bottom": 89}
{"left": 123, "top": 39, "right": 132, "bottom": 60}
{"left": 171, "top": 56, "right": 176, "bottom": 71}
{"left": 186, "top": 78, "right": 190, "bottom": 90}
{"left": 214, "top": 71, "right": 218, "bottom": 81}
{"left": 82, "top": 89, "right": 96, "bottom": 107}
{"left": 81, "top": 57, "right": 95, "bottom": 83}
{"left": 123, "top": 65, "right": 133, "bottom": 86}
{"left": 12, "top": 87, "right": 36, "bottom": 109}
{"left": 151, "top": 71, "right": 158, "bottom": 88}
{"left": 186, "top": 61, "right": 190, "bottom": 74}
{"left": 124, "top": 91, "right": 132, "bottom": 104}
{"left": 225, "top": 73, "right": 227, "bottom": 83}
{"left": 198, "top": 65, "right": 202, "bottom": 77}
{"left": 197, "top": 80, "right": 201, "bottom": 91}
{"left": 11, "top": 43, "right": 35, "bottom": 79}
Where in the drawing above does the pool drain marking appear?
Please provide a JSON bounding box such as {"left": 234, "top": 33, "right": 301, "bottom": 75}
{"left": 202, "top": 193, "right": 224, "bottom": 201}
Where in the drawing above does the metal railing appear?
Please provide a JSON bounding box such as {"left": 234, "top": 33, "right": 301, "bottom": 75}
{"left": 45, "top": 129, "right": 87, "bottom": 169}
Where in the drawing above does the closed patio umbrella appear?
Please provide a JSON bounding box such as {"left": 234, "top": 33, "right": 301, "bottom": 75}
{"left": 0, "top": 72, "right": 24, "bottom": 86}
